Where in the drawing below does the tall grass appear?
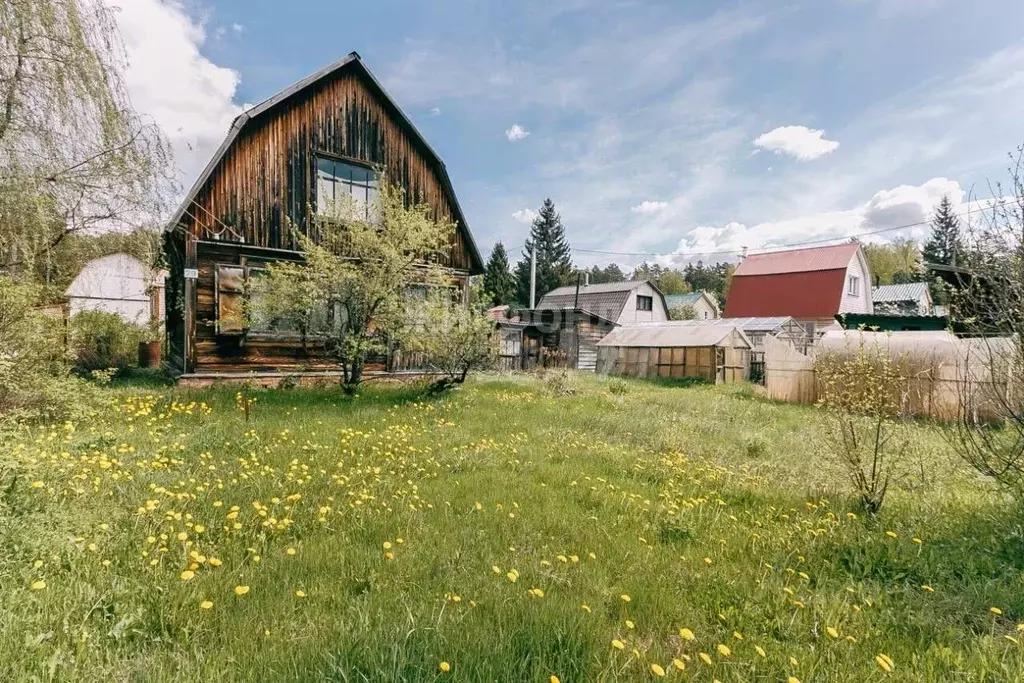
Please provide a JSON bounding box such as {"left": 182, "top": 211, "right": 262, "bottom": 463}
{"left": 1, "top": 373, "right": 1021, "bottom": 681}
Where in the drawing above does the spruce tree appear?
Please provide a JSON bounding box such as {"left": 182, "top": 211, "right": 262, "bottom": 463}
{"left": 514, "top": 199, "right": 573, "bottom": 305}
{"left": 482, "top": 242, "right": 516, "bottom": 306}
{"left": 922, "top": 195, "right": 964, "bottom": 304}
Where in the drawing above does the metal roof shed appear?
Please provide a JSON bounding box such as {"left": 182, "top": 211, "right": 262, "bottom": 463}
{"left": 596, "top": 323, "right": 752, "bottom": 384}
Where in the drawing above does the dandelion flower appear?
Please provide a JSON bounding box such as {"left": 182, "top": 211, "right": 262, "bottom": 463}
{"left": 208, "top": 557, "right": 222, "bottom": 567}
{"left": 234, "top": 585, "right": 250, "bottom": 596}
{"left": 383, "top": 541, "right": 392, "bottom": 550}
{"left": 180, "top": 570, "right": 195, "bottom": 581}
{"left": 716, "top": 644, "right": 731, "bottom": 657}
{"left": 439, "top": 661, "right": 451, "bottom": 672}
{"left": 699, "top": 653, "right": 713, "bottom": 666}
{"left": 550, "top": 677, "right": 560, "bottom": 683}
{"left": 875, "top": 654, "right": 894, "bottom": 672}
{"left": 611, "top": 639, "right": 625, "bottom": 650}
{"left": 581, "top": 604, "right": 591, "bottom": 613}
{"left": 30, "top": 580, "right": 46, "bottom": 590}
{"left": 826, "top": 627, "right": 839, "bottom": 639}
{"left": 885, "top": 530, "right": 897, "bottom": 538}
{"left": 650, "top": 663, "right": 665, "bottom": 677}
{"left": 921, "top": 585, "right": 934, "bottom": 592}
{"left": 790, "top": 656, "right": 800, "bottom": 667}
{"left": 755, "top": 645, "right": 766, "bottom": 658}
{"left": 286, "top": 547, "right": 297, "bottom": 556}
{"left": 620, "top": 594, "right": 631, "bottom": 602}
{"left": 295, "top": 590, "right": 306, "bottom": 598}
{"left": 200, "top": 600, "right": 213, "bottom": 609}
{"left": 788, "top": 678, "right": 801, "bottom": 683}
{"left": 177, "top": 532, "right": 188, "bottom": 541}
{"left": 679, "top": 628, "right": 695, "bottom": 641}
{"left": 672, "top": 658, "right": 685, "bottom": 671}
{"left": 990, "top": 607, "right": 1003, "bottom": 616}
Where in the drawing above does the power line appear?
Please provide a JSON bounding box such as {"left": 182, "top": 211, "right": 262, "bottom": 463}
{"left": 571, "top": 202, "right": 990, "bottom": 259}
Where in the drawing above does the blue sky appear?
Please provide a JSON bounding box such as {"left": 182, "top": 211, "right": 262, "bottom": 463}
{"left": 117, "top": 0, "right": 1024, "bottom": 269}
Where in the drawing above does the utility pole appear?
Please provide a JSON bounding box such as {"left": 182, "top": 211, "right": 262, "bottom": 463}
{"left": 529, "top": 246, "right": 537, "bottom": 308}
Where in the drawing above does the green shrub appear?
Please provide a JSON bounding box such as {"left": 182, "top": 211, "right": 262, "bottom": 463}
{"left": 0, "top": 276, "right": 91, "bottom": 423}
{"left": 607, "top": 378, "right": 629, "bottom": 395}
{"left": 70, "top": 310, "right": 148, "bottom": 372}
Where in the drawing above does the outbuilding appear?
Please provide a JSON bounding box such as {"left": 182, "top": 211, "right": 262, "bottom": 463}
{"left": 595, "top": 322, "right": 752, "bottom": 383}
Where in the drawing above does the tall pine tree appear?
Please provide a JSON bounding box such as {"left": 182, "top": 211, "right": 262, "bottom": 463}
{"left": 922, "top": 195, "right": 964, "bottom": 304}
{"left": 482, "top": 242, "right": 516, "bottom": 306}
{"left": 514, "top": 199, "right": 573, "bottom": 305}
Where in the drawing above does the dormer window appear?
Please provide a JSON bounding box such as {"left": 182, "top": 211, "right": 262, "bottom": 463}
{"left": 315, "top": 155, "right": 379, "bottom": 221}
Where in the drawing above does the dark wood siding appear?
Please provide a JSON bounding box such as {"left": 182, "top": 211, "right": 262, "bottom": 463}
{"left": 179, "top": 68, "right": 473, "bottom": 272}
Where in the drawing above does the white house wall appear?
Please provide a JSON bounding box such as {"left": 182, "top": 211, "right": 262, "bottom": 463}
{"left": 619, "top": 282, "right": 668, "bottom": 324}
{"left": 65, "top": 253, "right": 164, "bottom": 326}
{"left": 838, "top": 250, "right": 873, "bottom": 314}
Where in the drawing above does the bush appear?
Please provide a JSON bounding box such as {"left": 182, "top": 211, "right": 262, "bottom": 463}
{"left": 608, "top": 378, "right": 629, "bottom": 395}
{"left": 815, "top": 344, "right": 913, "bottom": 514}
{"left": 70, "top": 310, "right": 148, "bottom": 372}
{"left": 0, "top": 277, "right": 91, "bottom": 423}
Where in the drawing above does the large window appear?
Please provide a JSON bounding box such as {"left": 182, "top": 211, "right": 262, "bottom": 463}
{"left": 636, "top": 295, "right": 653, "bottom": 311}
{"left": 315, "top": 156, "right": 379, "bottom": 221}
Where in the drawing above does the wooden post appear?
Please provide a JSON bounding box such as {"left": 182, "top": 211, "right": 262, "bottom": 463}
{"left": 184, "top": 237, "right": 198, "bottom": 374}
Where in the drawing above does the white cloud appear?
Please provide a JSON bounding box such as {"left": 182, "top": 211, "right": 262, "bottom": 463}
{"left": 664, "top": 177, "right": 963, "bottom": 261}
{"left": 753, "top": 125, "right": 840, "bottom": 161}
{"left": 430, "top": 107, "right": 442, "bottom": 116}
{"left": 231, "top": 22, "right": 245, "bottom": 34}
{"left": 511, "top": 208, "right": 538, "bottom": 223}
{"left": 109, "top": 0, "right": 243, "bottom": 190}
{"left": 505, "top": 123, "right": 531, "bottom": 141}
{"left": 631, "top": 200, "right": 669, "bottom": 214}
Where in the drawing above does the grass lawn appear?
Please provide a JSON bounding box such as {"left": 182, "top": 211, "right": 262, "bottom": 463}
{"left": 2, "top": 372, "right": 1023, "bottom": 682}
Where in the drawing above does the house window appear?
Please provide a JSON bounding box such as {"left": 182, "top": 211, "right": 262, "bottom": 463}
{"left": 315, "top": 156, "right": 379, "bottom": 221}
{"left": 215, "top": 264, "right": 246, "bottom": 335}
{"left": 848, "top": 275, "right": 860, "bottom": 296}
{"left": 636, "top": 295, "right": 653, "bottom": 311}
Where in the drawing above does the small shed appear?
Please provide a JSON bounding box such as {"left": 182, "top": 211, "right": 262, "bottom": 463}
{"left": 65, "top": 253, "right": 165, "bottom": 326}
{"left": 596, "top": 322, "right": 752, "bottom": 383}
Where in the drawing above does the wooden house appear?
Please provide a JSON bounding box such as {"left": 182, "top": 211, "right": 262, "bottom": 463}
{"left": 664, "top": 291, "right": 719, "bottom": 320}
{"left": 595, "top": 322, "right": 752, "bottom": 384}
{"left": 724, "top": 243, "right": 873, "bottom": 336}
{"left": 162, "top": 52, "right": 483, "bottom": 380}
{"left": 536, "top": 280, "right": 668, "bottom": 325}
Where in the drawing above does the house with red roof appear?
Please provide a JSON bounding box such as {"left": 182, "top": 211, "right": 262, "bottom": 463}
{"left": 723, "top": 243, "right": 874, "bottom": 336}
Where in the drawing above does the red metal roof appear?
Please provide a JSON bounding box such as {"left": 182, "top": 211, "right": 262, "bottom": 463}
{"left": 735, "top": 243, "right": 860, "bottom": 276}
{"left": 723, "top": 269, "right": 847, "bottom": 319}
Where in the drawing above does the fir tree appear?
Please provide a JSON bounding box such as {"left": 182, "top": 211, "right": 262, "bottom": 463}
{"left": 514, "top": 199, "right": 573, "bottom": 305}
{"left": 922, "top": 195, "right": 964, "bottom": 304}
{"left": 482, "top": 242, "right": 516, "bottom": 306}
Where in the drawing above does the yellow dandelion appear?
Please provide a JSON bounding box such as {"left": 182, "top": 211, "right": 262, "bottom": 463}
{"left": 286, "top": 547, "right": 297, "bottom": 556}
{"left": 439, "top": 661, "right": 451, "bottom": 673}
{"left": 755, "top": 645, "right": 766, "bottom": 658}
{"left": 611, "top": 639, "right": 625, "bottom": 650}
{"left": 620, "top": 594, "right": 631, "bottom": 602}
{"left": 234, "top": 585, "right": 250, "bottom": 596}
{"left": 990, "top": 607, "right": 1003, "bottom": 616}
{"left": 679, "top": 627, "right": 695, "bottom": 641}
{"left": 875, "top": 654, "right": 894, "bottom": 672}
{"left": 193, "top": 525, "right": 205, "bottom": 533}
{"left": 716, "top": 644, "right": 731, "bottom": 657}
{"left": 550, "top": 677, "right": 560, "bottom": 683}
{"left": 581, "top": 604, "right": 591, "bottom": 613}
{"left": 788, "top": 678, "right": 801, "bottom": 683}
{"left": 732, "top": 631, "right": 743, "bottom": 640}
{"left": 790, "top": 656, "right": 800, "bottom": 667}
{"left": 180, "top": 570, "right": 195, "bottom": 581}
{"left": 30, "top": 580, "right": 46, "bottom": 590}
{"left": 177, "top": 532, "right": 188, "bottom": 541}
{"left": 921, "top": 585, "right": 934, "bottom": 592}
{"left": 295, "top": 590, "right": 306, "bottom": 598}
{"left": 383, "top": 541, "right": 392, "bottom": 550}
{"left": 672, "top": 658, "right": 685, "bottom": 671}
{"left": 200, "top": 600, "right": 213, "bottom": 609}
{"left": 826, "top": 626, "right": 839, "bottom": 639}
{"left": 699, "top": 653, "right": 713, "bottom": 666}
{"left": 208, "top": 557, "right": 222, "bottom": 567}
{"left": 650, "top": 663, "right": 666, "bottom": 677}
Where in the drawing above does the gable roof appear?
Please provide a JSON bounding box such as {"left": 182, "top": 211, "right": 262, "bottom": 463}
{"left": 735, "top": 243, "right": 860, "bottom": 277}
{"left": 596, "top": 322, "right": 752, "bottom": 349}
{"left": 872, "top": 282, "right": 929, "bottom": 303}
{"left": 166, "top": 51, "right": 484, "bottom": 274}
{"left": 537, "top": 280, "right": 665, "bottom": 321}
{"left": 664, "top": 291, "right": 719, "bottom": 311}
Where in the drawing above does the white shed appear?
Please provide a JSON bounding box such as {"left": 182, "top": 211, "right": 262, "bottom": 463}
{"left": 65, "top": 253, "right": 165, "bottom": 326}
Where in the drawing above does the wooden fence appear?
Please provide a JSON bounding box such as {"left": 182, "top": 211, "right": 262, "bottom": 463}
{"left": 764, "top": 336, "right": 817, "bottom": 404}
